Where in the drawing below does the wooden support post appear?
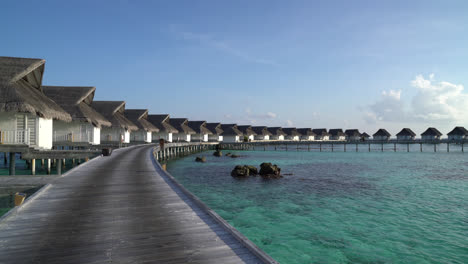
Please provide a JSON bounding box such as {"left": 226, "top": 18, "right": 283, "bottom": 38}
{"left": 31, "top": 159, "right": 36, "bottom": 175}
{"left": 320, "top": 144, "right": 322, "bottom": 152}
{"left": 407, "top": 143, "right": 409, "bottom": 152}
{"left": 462, "top": 143, "right": 464, "bottom": 153}
{"left": 420, "top": 143, "right": 422, "bottom": 152}
{"left": 264, "top": 145, "right": 266, "bottom": 151}
{"left": 275, "top": 145, "right": 277, "bottom": 151}
{"left": 344, "top": 144, "right": 346, "bottom": 152}
{"left": 368, "top": 143, "right": 371, "bottom": 152}
{"left": 4, "top": 152, "right": 7, "bottom": 165}
{"left": 286, "top": 144, "right": 288, "bottom": 151}
{"left": 57, "top": 159, "right": 62, "bottom": 175}
{"left": 394, "top": 143, "right": 396, "bottom": 152}
{"left": 381, "top": 143, "right": 384, "bottom": 152}
{"left": 308, "top": 144, "right": 310, "bottom": 152}
{"left": 47, "top": 159, "right": 51, "bottom": 175}
{"left": 297, "top": 144, "right": 299, "bottom": 151}
{"left": 9, "top": 152, "right": 15, "bottom": 175}
{"left": 356, "top": 144, "right": 358, "bottom": 152}
{"left": 331, "top": 144, "right": 334, "bottom": 152}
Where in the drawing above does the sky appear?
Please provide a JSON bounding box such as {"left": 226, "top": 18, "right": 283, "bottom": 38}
{"left": 2, "top": 0, "right": 468, "bottom": 136}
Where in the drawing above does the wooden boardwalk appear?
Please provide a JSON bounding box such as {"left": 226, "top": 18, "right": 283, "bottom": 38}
{"left": 0, "top": 145, "right": 266, "bottom": 264}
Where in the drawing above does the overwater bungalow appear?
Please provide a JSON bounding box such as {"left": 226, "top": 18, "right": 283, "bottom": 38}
{"left": 206, "top": 122, "right": 223, "bottom": 142}
{"left": 237, "top": 125, "right": 257, "bottom": 141}
{"left": 0, "top": 56, "right": 72, "bottom": 149}
{"left": 147, "top": 114, "right": 178, "bottom": 143}
{"left": 421, "top": 127, "right": 442, "bottom": 141}
{"left": 124, "top": 109, "right": 159, "bottom": 143}
{"left": 312, "top": 129, "right": 331, "bottom": 141}
{"left": 396, "top": 128, "right": 416, "bottom": 141}
{"left": 447, "top": 126, "right": 468, "bottom": 140}
{"left": 187, "top": 121, "right": 212, "bottom": 142}
{"left": 220, "top": 124, "right": 243, "bottom": 143}
{"left": 252, "top": 126, "right": 273, "bottom": 141}
{"left": 345, "top": 129, "right": 361, "bottom": 141}
{"left": 282, "top": 128, "right": 301, "bottom": 141}
{"left": 267, "top": 127, "right": 286, "bottom": 141}
{"left": 91, "top": 101, "right": 138, "bottom": 144}
{"left": 297, "top": 128, "right": 316, "bottom": 141}
{"left": 168, "top": 118, "right": 196, "bottom": 142}
{"left": 329, "top": 129, "right": 346, "bottom": 141}
{"left": 43, "top": 86, "right": 111, "bottom": 146}
{"left": 373, "top": 129, "right": 391, "bottom": 141}
{"left": 361, "top": 132, "right": 370, "bottom": 141}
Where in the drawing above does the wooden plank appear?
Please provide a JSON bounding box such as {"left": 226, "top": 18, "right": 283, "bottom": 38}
{"left": 0, "top": 144, "right": 266, "bottom": 263}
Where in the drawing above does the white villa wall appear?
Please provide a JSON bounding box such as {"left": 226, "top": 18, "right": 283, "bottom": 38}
{"left": 374, "top": 136, "right": 389, "bottom": 141}
{"left": 152, "top": 132, "right": 173, "bottom": 143}
{"left": 0, "top": 113, "right": 53, "bottom": 149}
{"left": 53, "top": 121, "right": 99, "bottom": 144}
{"left": 422, "top": 135, "right": 440, "bottom": 141}
{"left": 192, "top": 133, "right": 209, "bottom": 142}
{"left": 37, "top": 118, "right": 53, "bottom": 149}
{"left": 331, "top": 136, "right": 346, "bottom": 141}
{"left": 254, "top": 135, "right": 270, "bottom": 141}
{"left": 248, "top": 135, "right": 255, "bottom": 141}
{"left": 448, "top": 135, "right": 466, "bottom": 140}
{"left": 208, "top": 134, "right": 220, "bottom": 142}
{"left": 173, "top": 133, "right": 191, "bottom": 142}
{"left": 223, "top": 135, "right": 240, "bottom": 143}
{"left": 93, "top": 127, "right": 100, "bottom": 145}
{"left": 101, "top": 127, "right": 127, "bottom": 142}
{"left": 287, "top": 136, "right": 300, "bottom": 141}
{"left": 397, "top": 135, "right": 415, "bottom": 141}
{"left": 300, "top": 135, "right": 314, "bottom": 141}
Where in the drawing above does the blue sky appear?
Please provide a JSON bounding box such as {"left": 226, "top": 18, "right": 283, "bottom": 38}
{"left": 2, "top": 0, "right": 468, "bottom": 135}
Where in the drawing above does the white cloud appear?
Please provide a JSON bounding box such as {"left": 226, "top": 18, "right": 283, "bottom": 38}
{"left": 364, "top": 74, "right": 468, "bottom": 124}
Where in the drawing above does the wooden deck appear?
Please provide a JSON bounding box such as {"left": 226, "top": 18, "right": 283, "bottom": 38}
{"left": 0, "top": 144, "right": 266, "bottom": 263}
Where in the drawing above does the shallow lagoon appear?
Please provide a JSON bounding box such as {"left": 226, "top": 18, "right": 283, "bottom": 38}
{"left": 167, "top": 149, "right": 467, "bottom": 263}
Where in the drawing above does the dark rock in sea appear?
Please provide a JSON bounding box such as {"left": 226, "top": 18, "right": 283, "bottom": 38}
{"left": 259, "top": 162, "right": 282, "bottom": 178}
{"left": 245, "top": 165, "right": 258, "bottom": 175}
{"left": 195, "top": 156, "right": 206, "bottom": 163}
{"left": 231, "top": 165, "right": 250, "bottom": 177}
{"left": 226, "top": 153, "right": 232, "bottom": 157}
{"left": 213, "top": 151, "right": 222, "bottom": 157}
{"left": 231, "top": 154, "right": 240, "bottom": 158}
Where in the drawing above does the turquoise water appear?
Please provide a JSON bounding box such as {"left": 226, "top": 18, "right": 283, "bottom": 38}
{"left": 166, "top": 148, "right": 467, "bottom": 263}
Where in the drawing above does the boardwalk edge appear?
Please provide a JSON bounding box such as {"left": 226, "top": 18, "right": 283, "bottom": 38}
{"left": 150, "top": 147, "right": 279, "bottom": 264}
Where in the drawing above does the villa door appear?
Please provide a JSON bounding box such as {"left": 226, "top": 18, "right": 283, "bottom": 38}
{"left": 27, "top": 117, "right": 37, "bottom": 145}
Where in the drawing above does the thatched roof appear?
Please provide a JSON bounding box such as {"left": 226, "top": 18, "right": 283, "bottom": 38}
{"left": 91, "top": 101, "right": 138, "bottom": 131}
{"left": 396, "top": 128, "right": 416, "bottom": 137}
{"left": 220, "top": 124, "right": 243, "bottom": 136}
{"left": 447, "top": 126, "right": 468, "bottom": 136}
{"left": 0, "top": 56, "right": 71, "bottom": 121}
{"left": 373, "top": 129, "right": 391, "bottom": 137}
{"left": 187, "top": 121, "right": 212, "bottom": 135}
{"left": 312, "top": 129, "right": 331, "bottom": 136}
{"left": 147, "top": 114, "right": 179, "bottom": 133}
{"left": 124, "top": 109, "right": 159, "bottom": 132}
{"left": 361, "top": 132, "right": 370, "bottom": 138}
{"left": 297, "top": 128, "right": 316, "bottom": 136}
{"left": 267, "top": 127, "right": 287, "bottom": 136}
{"left": 251, "top": 126, "right": 273, "bottom": 136}
{"left": 205, "top": 123, "right": 223, "bottom": 135}
{"left": 42, "top": 86, "right": 111, "bottom": 128}
{"left": 237, "top": 125, "right": 257, "bottom": 136}
{"left": 282, "top": 127, "right": 301, "bottom": 137}
{"left": 329, "top": 129, "right": 345, "bottom": 137}
{"left": 169, "top": 118, "right": 196, "bottom": 134}
{"left": 421, "top": 127, "right": 442, "bottom": 136}
{"left": 345, "top": 129, "right": 361, "bottom": 137}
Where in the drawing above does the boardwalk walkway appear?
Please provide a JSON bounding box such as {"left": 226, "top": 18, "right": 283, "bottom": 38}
{"left": 0, "top": 145, "right": 264, "bottom": 264}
